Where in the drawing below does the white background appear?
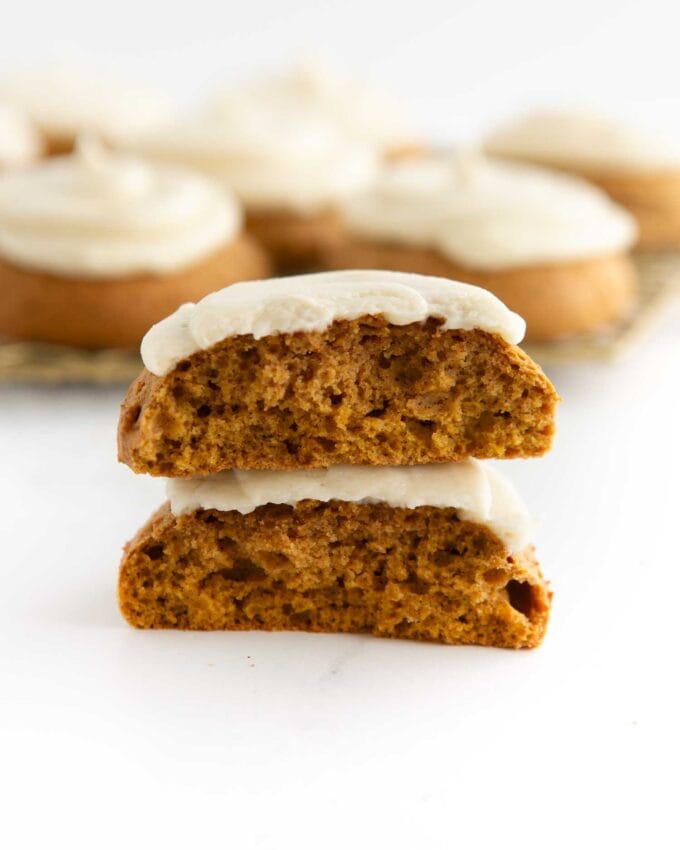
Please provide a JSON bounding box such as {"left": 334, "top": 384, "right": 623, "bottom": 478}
{"left": 2, "top": 0, "right": 680, "bottom": 142}
{"left": 1, "top": 2, "right": 680, "bottom": 848}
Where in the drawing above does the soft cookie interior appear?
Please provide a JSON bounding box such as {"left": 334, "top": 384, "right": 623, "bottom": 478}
{"left": 119, "top": 318, "right": 557, "bottom": 477}
{"left": 119, "top": 500, "right": 551, "bottom": 649}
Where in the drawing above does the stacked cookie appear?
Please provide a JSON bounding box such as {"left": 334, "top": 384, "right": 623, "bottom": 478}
{"left": 117, "top": 270, "right": 558, "bottom": 648}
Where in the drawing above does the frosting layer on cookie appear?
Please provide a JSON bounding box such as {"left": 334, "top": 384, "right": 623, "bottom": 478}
{"left": 140, "top": 269, "right": 526, "bottom": 375}
{"left": 343, "top": 154, "right": 637, "bottom": 270}
{"left": 0, "top": 103, "right": 42, "bottom": 169}
{"left": 0, "top": 63, "right": 172, "bottom": 142}
{"left": 129, "top": 98, "right": 377, "bottom": 213}
{"left": 0, "top": 137, "right": 241, "bottom": 278}
{"left": 485, "top": 109, "right": 680, "bottom": 173}
{"left": 167, "top": 459, "right": 531, "bottom": 553}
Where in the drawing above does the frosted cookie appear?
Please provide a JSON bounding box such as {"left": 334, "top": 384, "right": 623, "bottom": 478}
{"left": 118, "top": 460, "right": 551, "bottom": 648}
{"left": 325, "top": 155, "right": 638, "bottom": 341}
{"left": 126, "top": 89, "right": 378, "bottom": 272}
{"left": 0, "top": 63, "right": 173, "bottom": 155}
{"left": 484, "top": 109, "right": 680, "bottom": 251}
{"left": 0, "top": 138, "right": 270, "bottom": 348}
{"left": 0, "top": 103, "right": 42, "bottom": 170}
{"left": 208, "top": 57, "right": 417, "bottom": 158}
{"left": 118, "top": 270, "right": 557, "bottom": 476}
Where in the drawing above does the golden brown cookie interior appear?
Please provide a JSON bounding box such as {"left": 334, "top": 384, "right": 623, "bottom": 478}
{"left": 118, "top": 319, "right": 558, "bottom": 476}
{"left": 119, "top": 500, "right": 551, "bottom": 649}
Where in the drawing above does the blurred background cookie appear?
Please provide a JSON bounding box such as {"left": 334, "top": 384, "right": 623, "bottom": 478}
{"left": 485, "top": 109, "right": 680, "bottom": 293}
{"left": 125, "top": 63, "right": 384, "bottom": 273}
{"left": 0, "top": 62, "right": 174, "bottom": 156}
{"left": 484, "top": 109, "right": 680, "bottom": 248}
{"left": 0, "top": 102, "right": 42, "bottom": 171}
{"left": 0, "top": 137, "right": 270, "bottom": 348}
{"left": 325, "top": 153, "right": 638, "bottom": 341}
{"left": 208, "top": 58, "right": 419, "bottom": 159}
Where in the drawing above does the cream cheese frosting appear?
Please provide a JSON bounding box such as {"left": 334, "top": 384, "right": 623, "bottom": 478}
{"left": 167, "top": 460, "right": 532, "bottom": 553}
{"left": 484, "top": 109, "right": 680, "bottom": 174}
{"left": 0, "top": 136, "right": 242, "bottom": 278}
{"left": 209, "top": 57, "right": 413, "bottom": 150}
{"left": 129, "top": 93, "right": 378, "bottom": 213}
{"left": 0, "top": 103, "right": 42, "bottom": 169}
{"left": 342, "top": 153, "right": 637, "bottom": 270}
{"left": 140, "top": 269, "right": 526, "bottom": 376}
{"left": 0, "top": 64, "right": 173, "bottom": 142}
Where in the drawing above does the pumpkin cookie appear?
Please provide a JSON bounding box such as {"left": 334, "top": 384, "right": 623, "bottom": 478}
{"left": 485, "top": 110, "right": 680, "bottom": 288}
{"left": 0, "top": 138, "right": 270, "bottom": 348}
{"left": 118, "top": 461, "right": 551, "bottom": 649}
{"left": 118, "top": 270, "right": 557, "bottom": 476}
{"left": 127, "top": 86, "right": 378, "bottom": 272}
{"left": 0, "top": 63, "right": 172, "bottom": 155}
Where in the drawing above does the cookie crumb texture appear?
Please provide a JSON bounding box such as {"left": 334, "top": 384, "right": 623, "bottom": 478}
{"left": 119, "top": 319, "right": 557, "bottom": 476}
{"left": 119, "top": 501, "right": 551, "bottom": 648}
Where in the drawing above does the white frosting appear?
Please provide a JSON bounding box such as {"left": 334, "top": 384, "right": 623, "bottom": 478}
{"left": 167, "top": 460, "right": 532, "bottom": 553}
{"left": 342, "top": 154, "right": 637, "bottom": 270}
{"left": 129, "top": 81, "right": 378, "bottom": 213}
{"left": 484, "top": 109, "right": 680, "bottom": 173}
{"left": 0, "top": 137, "right": 242, "bottom": 278}
{"left": 211, "top": 58, "right": 413, "bottom": 150}
{"left": 0, "top": 63, "right": 173, "bottom": 142}
{"left": 140, "top": 269, "right": 526, "bottom": 376}
{"left": 0, "top": 103, "right": 42, "bottom": 169}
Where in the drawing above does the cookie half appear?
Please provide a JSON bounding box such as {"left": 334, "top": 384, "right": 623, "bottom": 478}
{"left": 119, "top": 462, "right": 551, "bottom": 648}
{"left": 118, "top": 271, "right": 557, "bottom": 476}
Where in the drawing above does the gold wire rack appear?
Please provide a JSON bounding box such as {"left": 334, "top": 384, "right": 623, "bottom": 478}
{"left": 0, "top": 340, "right": 142, "bottom": 384}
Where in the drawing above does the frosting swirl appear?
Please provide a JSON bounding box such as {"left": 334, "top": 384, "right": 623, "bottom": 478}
{"left": 129, "top": 91, "right": 378, "bottom": 213}
{"left": 0, "top": 64, "right": 173, "bottom": 142}
{"left": 0, "top": 137, "right": 242, "bottom": 278}
{"left": 342, "top": 154, "right": 637, "bottom": 270}
{"left": 0, "top": 103, "right": 42, "bottom": 169}
{"left": 484, "top": 109, "right": 680, "bottom": 173}
{"left": 167, "top": 460, "right": 532, "bottom": 553}
{"left": 140, "top": 269, "right": 526, "bottom": 376}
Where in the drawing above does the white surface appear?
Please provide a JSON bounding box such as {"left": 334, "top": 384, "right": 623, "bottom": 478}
{"left": 1, "top": 300, "right": 678, "bottom": 849}
{"left": 2, "top": 0, "right": 680, "bottom": 144}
